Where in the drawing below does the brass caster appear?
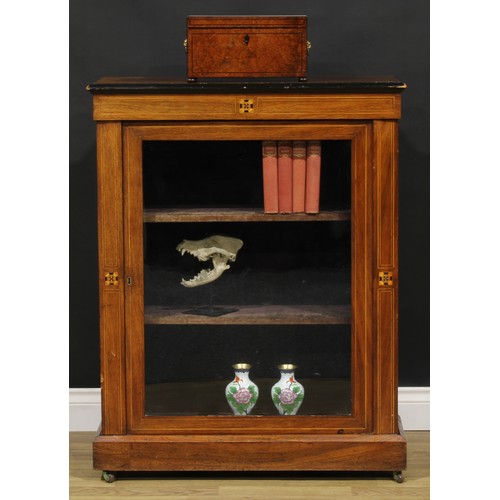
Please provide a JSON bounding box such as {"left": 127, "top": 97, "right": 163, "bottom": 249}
{"left": 393, "top": 471, "right": 404, "bottom": 483}
{"left": 101, "top": 471, "right": 116, "bottom": 483}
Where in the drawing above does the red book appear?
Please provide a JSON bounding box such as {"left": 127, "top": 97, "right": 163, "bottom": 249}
{"left": 305, "top": 140, "right": 322, "bottom": 213}
{"left": 277, "top": 140, "right": 293, "bottom": 213}
{"left": 261, "top": 141, "right": 279, "bottom": 213}
{"left": 292, "top": 140, "right": 306, "bottom": 213}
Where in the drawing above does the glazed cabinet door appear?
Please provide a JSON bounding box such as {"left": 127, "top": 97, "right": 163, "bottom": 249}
{"left": 122, "top": 121, "right": 373, "bottom": 435}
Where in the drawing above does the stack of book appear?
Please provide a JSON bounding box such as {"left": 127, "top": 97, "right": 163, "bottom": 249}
{"left": 262, "top": 140, "right": 321, "bottom": 214}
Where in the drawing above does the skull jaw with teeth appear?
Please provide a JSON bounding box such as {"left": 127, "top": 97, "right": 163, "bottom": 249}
{"left": 176, "top": 235, "right": 243, "bottom": 288}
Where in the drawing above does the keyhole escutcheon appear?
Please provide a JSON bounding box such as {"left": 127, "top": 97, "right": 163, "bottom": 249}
{"left": 244, "top": 34, "right": 250, "bottom": 46}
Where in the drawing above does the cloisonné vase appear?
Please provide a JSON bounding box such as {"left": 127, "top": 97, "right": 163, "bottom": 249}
{"left": 271, "top": 364, "right": 305, "bottom": 415}
{"left": 225, "top": 363, "right": 259, "bottom": 416}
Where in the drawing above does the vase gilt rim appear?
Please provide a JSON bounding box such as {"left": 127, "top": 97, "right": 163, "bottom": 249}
{"left": 232, "top": 363, "right": 252, "bottom": 370}
{"left": 278, "top": 363, "right": 297, "bottom": 371}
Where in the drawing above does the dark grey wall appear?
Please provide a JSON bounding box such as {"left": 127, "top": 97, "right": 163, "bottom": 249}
{"left": 70, "top": 0, "right": 429, "bottom": 387}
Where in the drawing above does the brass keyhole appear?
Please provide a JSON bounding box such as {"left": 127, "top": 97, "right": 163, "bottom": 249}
{"left": 244, "top": 34, "right": 250, "bottom": 46}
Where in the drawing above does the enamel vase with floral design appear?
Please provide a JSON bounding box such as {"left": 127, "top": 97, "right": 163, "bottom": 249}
{"left": 271, "top": 364, "right": 305, "bottom": 415}
{"left": 225, "top": 363, "right": 259, "bottom": 415}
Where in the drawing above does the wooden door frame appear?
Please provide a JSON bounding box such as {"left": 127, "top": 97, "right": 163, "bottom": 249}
{"left": 120, "top": 121, "right": 375, "bottom": 435}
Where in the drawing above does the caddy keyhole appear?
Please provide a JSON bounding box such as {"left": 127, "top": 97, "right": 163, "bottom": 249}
{"left": 244, "top": 34, "right": 250, "bottom": 45}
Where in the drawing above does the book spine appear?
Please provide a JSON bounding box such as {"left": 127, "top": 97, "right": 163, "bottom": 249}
{"left": 277, "top": 140, "right": 293, "bottom": 213}
{"left": 292, "top": 140, "right": 306, "bottom": 213}
{"left": 262, "top": 141, "right": 279, "bottom": 213}
{"left": 305, "top": 140, "right": 322, "bottom": 214}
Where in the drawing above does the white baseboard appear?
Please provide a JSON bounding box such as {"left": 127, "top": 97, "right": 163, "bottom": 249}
{"left": 397, "top": 387, "right": 430, "bottom": 431}
{"left": 69, "top": 387, "right": 430, "bottom": 432}
{"left": 69, "top": 388, "right": 102, "bottom": 432}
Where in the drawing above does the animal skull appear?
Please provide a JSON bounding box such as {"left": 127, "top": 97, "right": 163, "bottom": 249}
{"left": 176, "top": 235, "right": 243, "bottom": 288}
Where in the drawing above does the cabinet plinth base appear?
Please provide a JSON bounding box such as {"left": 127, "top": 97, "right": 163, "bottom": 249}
{"left": 93, "top": 432, "right": 406, "bottom": 473}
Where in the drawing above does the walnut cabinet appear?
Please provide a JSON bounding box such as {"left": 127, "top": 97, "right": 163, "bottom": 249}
{"left": 87, "top": 77, "right": 407, "bottom": 480}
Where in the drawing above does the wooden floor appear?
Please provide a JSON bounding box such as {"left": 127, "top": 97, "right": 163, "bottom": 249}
{"left": 70, "top": 431, "right": 429, "bottom": 499}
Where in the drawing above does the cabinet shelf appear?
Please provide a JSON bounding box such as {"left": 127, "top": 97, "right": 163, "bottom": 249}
{"left": 143, "top": 208, "right": 351, "bottom": 223}
{"left": 145, "top": 304, "right": 351, "bottom": 325}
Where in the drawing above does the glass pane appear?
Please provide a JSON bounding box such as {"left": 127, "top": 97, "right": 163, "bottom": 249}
{"left": 142, "top": 140, "right": 351, "bottom": 210}
{"left": 145, "top": 325, "right": 351, "bottom": 416}
{"left": 143, "top": 141, "right": 264, "bottom": 208}
{"left": 142, "top": 139, "right": 352, "bottom": 417}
